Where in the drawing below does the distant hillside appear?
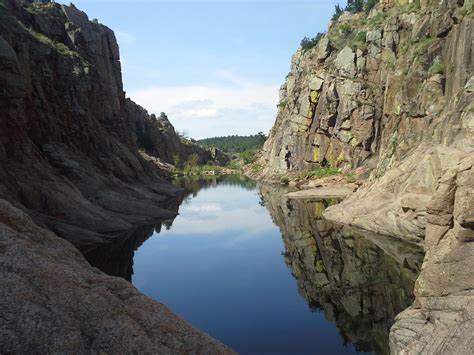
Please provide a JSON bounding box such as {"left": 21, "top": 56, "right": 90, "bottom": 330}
{"left": 196, "top": 134, "right": 266, "bottom": 153}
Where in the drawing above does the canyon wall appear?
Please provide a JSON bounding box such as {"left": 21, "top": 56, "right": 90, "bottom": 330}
{"left": 0, "top": 0, "right": 232, "bottom": 351}
{"left": 261, "top": 0, "right": 472, "bottom": 180}
{"left": 261, "top": 0, "right": 473, "bottom": 352}
{"left": 0, "top": 0, "right": 226, "bottom": 251}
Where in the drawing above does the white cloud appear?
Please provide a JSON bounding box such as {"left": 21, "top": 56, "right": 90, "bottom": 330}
{"left": 128, "top": 72, "right": 279, "bottom": 138}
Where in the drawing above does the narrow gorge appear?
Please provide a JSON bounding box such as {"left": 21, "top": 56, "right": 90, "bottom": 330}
{"left": 0, "top": 0, "right": 472, "bottom": 353}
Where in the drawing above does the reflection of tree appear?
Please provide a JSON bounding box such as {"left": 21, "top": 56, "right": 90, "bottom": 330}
{"left": 260, "top": 185, "right": 424, "bottom": 355}
{"left": 174, "top": 174, "right": 257, "bottom": 198}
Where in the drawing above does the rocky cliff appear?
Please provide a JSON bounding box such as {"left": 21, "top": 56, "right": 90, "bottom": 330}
{"left": 127, "top": 100, "right": 230, "bottom": 168}
{"left": 260, "top": 0, "right": 473, "bottom": 352}
{"left": 261, "top": 0, "right": 472, "bottom": 179}
{"left": 0, "top": 0, "right": 226, "bottom": 251}
{"left": 0, "top": 0, "right": 232, "bottom": 351}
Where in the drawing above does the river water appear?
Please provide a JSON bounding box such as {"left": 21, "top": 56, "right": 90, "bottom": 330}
{"left": 86, "top": 175, "right": 424, "bottom": 354}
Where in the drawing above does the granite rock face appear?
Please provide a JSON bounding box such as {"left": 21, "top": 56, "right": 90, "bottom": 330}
{"left": 0, "top": 199, "right": 233, "bottom": 353}
{"left": 0, "top": 0, "right": 227, "bottom": 250}
{"left": 261, "top": 0, "right": 472, "bottom": 180}
{"left": 127, "top": 100, "right": 230, "bottom": 167}
{"left": 390, "top": 156, "right": 474, "bottom": 354}
{"left": 261, "top": 0, "right": 473, "bottom": 352}
{"left": 0, "top": 0, "right": 233, "bottom": 351}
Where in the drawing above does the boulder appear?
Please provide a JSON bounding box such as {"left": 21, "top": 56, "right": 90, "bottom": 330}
{"left": 334, "top": 46, "right": 356, "bottom": 77}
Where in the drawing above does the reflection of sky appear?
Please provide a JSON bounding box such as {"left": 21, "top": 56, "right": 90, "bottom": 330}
{"left": 132, "top": 180, "right": 358, "bottom": 355}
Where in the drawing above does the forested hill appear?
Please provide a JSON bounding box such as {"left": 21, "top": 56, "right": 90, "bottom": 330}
{"left": 196, "top": 134, "right": 266, "bottom": 153}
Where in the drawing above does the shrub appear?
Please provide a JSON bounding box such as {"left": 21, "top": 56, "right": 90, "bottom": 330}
{"left": 227, "top": 160, "right": 242, "bottom": 171}
{"left": 184, "top": 153, "right": 199, "bottom": 169}
{"left": 240, "top": 149, "right": 258, "bottom": 164}
{"left": 304, "top": 167, "right": 341, "bottom": 178}
{"left": 332, "top": 4, "right": 344, "bottom": 21}
{"left": 364, "top": 0, "right": 378, "bottom": 13}
{"left": 251, "top": 163, "right": 263, "bottom": 174}
{"left": 280, "top": 176, "right": 290, "bottom": 185}
{"left": 428, "top": 62, "right": 445, "bottom": 76}
{"left": 173, "top": 154, "right": 182, "bottom": 169}
{"left": 339, "top": 23, "right": 353, "bottom": 38}
{"left": 346, "top": 0, "right": 364, "bottom": 13}
{"left": 345, "top": 172, "right": 356, "bottom": 183}
{"left": 300, "top": 33, "right": 324, "bottom": 50}
{"left": 353, "top": 31, "right": 367, "bottom": 43}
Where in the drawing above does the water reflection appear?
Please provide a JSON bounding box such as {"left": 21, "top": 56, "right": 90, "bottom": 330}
{"left": 85, "top": 176, "right": 424, "bottom": 354}
{"left": 259, "top": 185, "right": 424, "bottom": 354}
{"left": 84, "top": 175, "right": 256, "bottom": 281}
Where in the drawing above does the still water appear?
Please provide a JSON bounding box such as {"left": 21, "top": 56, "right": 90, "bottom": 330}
{"left": 86, "top": 176, "right": 424, "bottom": 355}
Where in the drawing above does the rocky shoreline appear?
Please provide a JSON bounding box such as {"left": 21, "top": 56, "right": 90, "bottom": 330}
{"left": 0, "top": 199, "right": 233, "bottom": 353}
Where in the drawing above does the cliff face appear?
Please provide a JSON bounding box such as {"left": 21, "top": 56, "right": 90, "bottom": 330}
{"left": 0, "top": 0, "right": 227, "bottom": 251}
{"left": 0, "top": 1, "right": 233, "bottom": 352}
{"left": 261, "top": 0, "right": 473, "bottom": 352}
{"left": 126, "top": 99, "right": 230, "bottom": 167}
{"left": 261, "top": 0, "right": 472, "bottom": 178}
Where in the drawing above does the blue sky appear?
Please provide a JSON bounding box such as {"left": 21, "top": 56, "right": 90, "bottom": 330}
{"left": 72, "top": 0, "right": 343, "bottom": 139}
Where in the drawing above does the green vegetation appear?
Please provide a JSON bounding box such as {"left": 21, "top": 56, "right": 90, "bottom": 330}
{"left": 240, "top": 149, "right": 259, "bottom": 164}
{"left": 280, "top": 176, "right": 290, "bottom": 185}
{"left": 345, "top": 172, "right": 356, "bottom": 183}
{"left": 250, "top": 162, "right": 263, "bottom": 174}
{"left": 364, "top": 0, "right": 378, "bottom": 12}
{"left": 354, "top": 31, "right": 367, "bottom": 43}
{"left": 197, "top": 133, "right": 266, "bottom": 153}
{"left": 303, "top": 167, "right": 342, "bottom": 178}
{"left": 428, "top": 62, "right": 445, "bottom": 76}
{"left": 22, "top": 25, "right": 76, "bottom": 57}
{"left": 332, "top": 0, "right": 379, "bottom": 20}
{"left": 17, "top": 21, "right": 91, "bottom": 76}
{"left": 345, "top": 0, "right": 365, "bottom": 13}
{"left": 226, "top": 160, "right": 242, "bottom": 171}
{"left": 277, "top": 99, "right": 287, "bottom": 109}
{"left": 315, "top": 260, "right": 326, "bottom": 273}
{"left": 413, "top": 37, "right": 438, "bottom": 57}
{"left": 300, "top": 32, "right": 324, "bottom": 50}
{"left": 332, "top": 4, "right": 344, "bottom": 21}
{"left": 173, "top": 154, "right": 182, "bottom": 169}
{"left": 366, "top": 11, "right": 388, "bottom": 28}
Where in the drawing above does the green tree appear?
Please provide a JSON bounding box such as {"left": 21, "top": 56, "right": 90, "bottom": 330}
{"left": 240, "top": 149, "right": 258, "bottom": 164}
{"left": 332, "top": 4, "right": 343, "bottom": 21}
{"left": 346, "top": 0, "right": 364, "bottom": 12}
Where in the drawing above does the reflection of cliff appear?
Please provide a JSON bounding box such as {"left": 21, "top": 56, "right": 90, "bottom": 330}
{"left": 260, "top": 185, "right": 424, "bottom": 354}
{"left": 85, "top": 176, "right": 257, "bottom": 280}
{"left": 84, "top": 224, "right": 161, "bottom": 281}
{"left": 175, "top": 174, "right": 257, "bottom": 196}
